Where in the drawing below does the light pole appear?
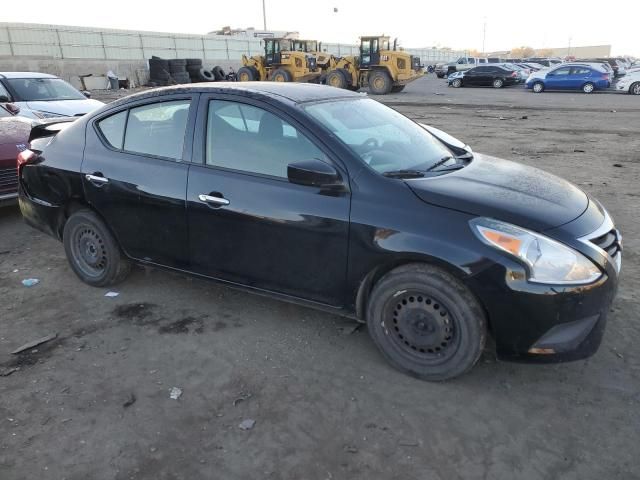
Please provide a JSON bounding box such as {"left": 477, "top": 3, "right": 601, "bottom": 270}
{"left": 262, "top": 0, "right": 267, "bottom": 31}
{"left": 482, "top": 17, "right": 487, "bottom": 55}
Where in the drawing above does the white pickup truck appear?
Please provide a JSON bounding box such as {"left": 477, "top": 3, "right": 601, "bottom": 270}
{"left": 435, "top": 57, "right": 489, "bottom": 78}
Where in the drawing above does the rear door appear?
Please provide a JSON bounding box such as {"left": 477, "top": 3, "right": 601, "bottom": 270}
{"left": 82, "top": 94, "right": 196, "bottom": 268}
{"left": 568, "top": 66, "right": 593, "bottom": 88}
{"left": 186, "top": 95, "right": 351, "bottom": 306}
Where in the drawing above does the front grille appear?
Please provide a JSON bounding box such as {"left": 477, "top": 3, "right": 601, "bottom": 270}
{"left": 0, "top": 166, "right": 18, "bottom": 194}
{"left": 590, "top": 228, "right": 622, "bottom": 258}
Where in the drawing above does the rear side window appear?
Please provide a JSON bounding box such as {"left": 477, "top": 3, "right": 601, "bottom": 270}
{"left": 124, "top": 100, "right": 190, "bottom": 160}
{"left": 97, "top": 110, "right": 127, "bottom": 149}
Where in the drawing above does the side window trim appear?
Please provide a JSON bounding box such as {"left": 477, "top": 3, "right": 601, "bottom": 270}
{"left": 92, "top": 94, "right": 197, "bottom": 162}
{"left": 193, "top": 93, "right": 350, "bottom": 180}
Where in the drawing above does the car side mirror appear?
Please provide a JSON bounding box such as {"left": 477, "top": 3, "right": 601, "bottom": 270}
{"left": 4, "top": 103, "right": 20, "bottom": 114}
{"left": 288, "top": 158, "right": 342, "bottom": 188}
{"left": 0, "top": 95, "right": 9, "bottom": 103}
{"left": 82, "top": 90, "right": 92, "bottom": 98}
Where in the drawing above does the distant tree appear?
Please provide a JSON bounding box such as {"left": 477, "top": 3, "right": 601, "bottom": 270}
{"left": 536, "top": 48, "right": 554, "bottom": 57}
{"left": 510, "top": 46, "right": 535, "bottom": 58}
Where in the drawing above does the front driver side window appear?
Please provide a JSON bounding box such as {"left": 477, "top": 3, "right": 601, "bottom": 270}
{"left": 206, "top": 100, "right": 327, "bottom": 179}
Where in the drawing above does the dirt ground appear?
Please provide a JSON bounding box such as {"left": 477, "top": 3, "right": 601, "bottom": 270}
{"left": 1, "top": 75, "right": 639, "bottom": 480}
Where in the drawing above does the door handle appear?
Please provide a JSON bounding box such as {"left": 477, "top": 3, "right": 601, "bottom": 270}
{"left": 85, "top": 174, "right": 109, "bottom": 185}
{"left": 198, "top": 194, "right": 230, "bottom": 206}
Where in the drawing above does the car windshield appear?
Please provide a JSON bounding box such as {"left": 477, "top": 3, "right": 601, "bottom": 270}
{"left": 7, "top": 78, "right": 86, "bottom": 101}
{"left": 304, "top": 98, "right": 453, "bottom": 175}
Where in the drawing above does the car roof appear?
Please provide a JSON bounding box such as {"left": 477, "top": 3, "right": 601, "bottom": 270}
{"left": 109, "top": 81, "right": 365, "bottom": 108}
{"left": 0, "top": 72, "right": 59, "bottom": 79}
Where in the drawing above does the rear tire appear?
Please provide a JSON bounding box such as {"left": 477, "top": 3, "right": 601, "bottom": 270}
{"left": 326, "top": 70, "right": 348, "bottom": 89}
{"left": 629, "top": 82, "right": 640, "bottom": 95}
{"left": 368, "top": 70, "right": 393, "bottom": 95}
{"left": 493, "top": 78, "right": 504, "bottom": 88}
{"left": 366, "top": 264, "right": 486, "bottom": 381}
{"left": 271, "top": 68, "right": 292, "bottom": 82}
{"left": 63, "top": 210, "right": 130, "bottom": 287}
{"left": 532, "top": 81, "right": 544, "bottom": 93}
{"left": 582, "top": 82, "right": 595, "bottom": 93}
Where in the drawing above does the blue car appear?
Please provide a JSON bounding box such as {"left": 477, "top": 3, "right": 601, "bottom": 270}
{"left": 526, "top": 64, "right": 611, "bottom": 93}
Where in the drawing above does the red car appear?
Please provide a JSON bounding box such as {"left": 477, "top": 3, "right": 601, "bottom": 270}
{"left": 0, "top": 105, "right": 74, "bottom": 205}
{"left": 0, "top": 103, "right": 30, "bottom": 204}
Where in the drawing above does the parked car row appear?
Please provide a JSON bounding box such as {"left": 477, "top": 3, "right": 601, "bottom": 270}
{"left": 444, "top": 60, "right": 640, "bottom": 95}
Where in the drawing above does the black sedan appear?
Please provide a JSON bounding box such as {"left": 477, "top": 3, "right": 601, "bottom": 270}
{"left": 17, "top": 83, "right": 622, "bottom": 381}
{"left": 450, "top": 65, "right": 520, "bottom": 88}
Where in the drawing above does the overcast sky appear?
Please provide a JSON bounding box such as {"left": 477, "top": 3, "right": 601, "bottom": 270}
{"left": 5, "top": 0, "right": 639, "bottom": 56}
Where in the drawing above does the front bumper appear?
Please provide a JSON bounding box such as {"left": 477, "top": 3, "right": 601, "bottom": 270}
{"left": 464, "top": 207, "right": 621, "bottom": 363}
{"left": 466, "top": 263, "right": 618, "bottom": 363}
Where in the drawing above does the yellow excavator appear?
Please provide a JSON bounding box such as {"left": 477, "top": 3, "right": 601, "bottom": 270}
{"left": 324, "top": 36, "right": 424, "bottom": 94}
{"left": 237, "top": 38, "right": 321, "bottom": 83}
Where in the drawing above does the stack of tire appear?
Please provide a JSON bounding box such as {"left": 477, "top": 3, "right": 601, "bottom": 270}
{"left": 186, "top": 58, "right": 216, "bottom": 83}
{"left": 148, "top": 57, "right": 171, "bottom": 86}
{"left": 168, "top": 59, "right": 190, "bottom": 84}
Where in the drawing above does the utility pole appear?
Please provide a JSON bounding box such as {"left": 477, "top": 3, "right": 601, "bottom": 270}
{"left": 262, "top": 0, "right": 267, "bottom": 30}
{"left": 568, "top": 36, "right": 572, "bottom": 57}
{"left": 482, "top": 17, "right": 487, "bottom": 54}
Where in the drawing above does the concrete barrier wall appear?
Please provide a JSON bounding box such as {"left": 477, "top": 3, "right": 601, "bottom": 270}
{"left": 0, "top": 22, "right": 466, "bottom": 88}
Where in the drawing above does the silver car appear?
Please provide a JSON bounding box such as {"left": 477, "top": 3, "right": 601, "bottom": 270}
{"left": 0, "top": 72, "right": 104, "bottom": 119}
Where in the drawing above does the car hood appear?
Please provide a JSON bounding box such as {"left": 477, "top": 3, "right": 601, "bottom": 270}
{"left": 24, "top": 99, "right": 104, "bottom": 117}
{"left": 406, "top": 154, "right": 589, "bottom": 232}
{"left": 526, "top": 69, "right": 550, "bottom": 81}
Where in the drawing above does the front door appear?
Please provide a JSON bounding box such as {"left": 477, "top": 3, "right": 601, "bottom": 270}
{"left": 186, "top": 96, "right": 351, "bottom": 306}
{"left": 545, "top": 66, "right": 571, "bottom": 89}
{"left": 82, "top": 95, "right": 196, "bottom": 268}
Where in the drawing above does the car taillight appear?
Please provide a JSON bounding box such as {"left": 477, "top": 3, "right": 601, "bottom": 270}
{"left": 603, "top": 74, "right": 610, "bottom": 81}
{"left": 17, "top": 149, "right": 37, "bottom": 175}
{"left": 511, "top": 71, "right": 517, "bottom": 77}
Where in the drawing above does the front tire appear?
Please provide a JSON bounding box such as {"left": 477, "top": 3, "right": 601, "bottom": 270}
{"left": 451, "top": 78, "right": 462, "bottom": 88}
{"left": 63, "top": 210, "right": 131, "bottom": 287}
{"left": 630, "top": 82, "right": 640, "bottom": 95}
{"left": 326, "top": 70, "right": 348, "bottom": 89}
{"left": 582, "top": 82, "right": 595, "bottom": 93}
{"left": 532, "top": 81, "right": 544, "bottom": 93}
{"left": 271, "top": 68, "right": 292, "bottom": 82}
{"left": 237, "top": 66, "right": 259, "bottom": 82}
{"left": 366, "top": 264, "right": 486, "bottom": 381}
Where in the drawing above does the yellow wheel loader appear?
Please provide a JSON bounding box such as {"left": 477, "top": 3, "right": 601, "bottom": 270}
{"left": 324, "top": 36, "right": 424, "bottom": 94}
{"left": 237, "top": 38, "right": 321, "bottom": 83}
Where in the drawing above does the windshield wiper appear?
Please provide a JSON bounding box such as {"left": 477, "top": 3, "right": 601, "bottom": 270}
{"left": 382, "top": 169, "right": 426, "bottom": 179}
{"left": 426, "top": 155, "right": 455, "bottom": 172}
{"left": 429, "top": 163, "right": 466, "bottom": 173}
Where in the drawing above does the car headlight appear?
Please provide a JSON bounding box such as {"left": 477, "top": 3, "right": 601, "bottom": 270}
{"left": 470, "top": 218, "right": 602, "bottom": 285}
{"left": 32, "top": 110, "right": 67, "bottom": 119}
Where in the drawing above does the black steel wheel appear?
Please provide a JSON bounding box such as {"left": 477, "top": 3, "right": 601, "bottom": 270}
{"left": 385, "top": 291, "right": 460, "bottom": 363}
{"left": 63, "top": 210, "right": 130, "bottom": 287}
{"left": 367, "top": 264, "right": 486, "bottom": 381}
